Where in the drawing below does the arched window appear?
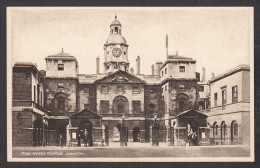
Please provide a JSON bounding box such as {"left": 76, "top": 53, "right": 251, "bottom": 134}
{"left": 221, "top": 121, "right": 227, "bottom": 144}
{"left": 54, "top": 93, "right": 68, "bottom": 113}
{"left": 176, "top": 93, "right": 189, "bottom": 113}
{"left": 115, "top": 27, "right": 118, "bottom": 33}
{"left": 231, "top": 120, "right": 238, "bottom": 143}
{"left": 112, "top": 96, "right": 129, "bottom": 114}
{"left": 213, "top": 122, "right": 218, "bottom": 137}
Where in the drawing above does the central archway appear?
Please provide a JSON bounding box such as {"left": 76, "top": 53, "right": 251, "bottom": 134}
{"left": 112, "top": 96, "right": 129, "bottom": 114}
{"left": 78, "top": 120, "right": 93, "bottom": 146}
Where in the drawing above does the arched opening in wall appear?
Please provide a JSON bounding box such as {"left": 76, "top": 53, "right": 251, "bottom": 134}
{"left": 221, "top": 121, "right": 227, "bottom": 145}
{"left": 133, "top": 127, "right": 140, "bottom": 142}
{"left": 115, "top": 27, "right": 118, "bottom": 34}
{"left": 213, "top": 122, "right": 218, "bottom": 139}
{"left": 231, "top": 120, "right": 239, "bottom": 144}
{"left": 33, "top": 119, "right": 43, "bottom": 146}
{"left": 113, "top": 123, "right": 128, "bottom": 142}
{"left": 54, "top": 92, "right": 68, "bottom": 113}
{"left": 187, "top": 120, "right": 198, "bottom": 146}
{"left": 78, "top": 121, "right": 93, "bottom": 146}
{"left": 56, "top": 124, "right": 67, "bottom": 146}
{"left": 112, "top": 96, "right": 129, "bottom": 114}
{"left": 176, "top": 93, "right": 189, "bottom": 113}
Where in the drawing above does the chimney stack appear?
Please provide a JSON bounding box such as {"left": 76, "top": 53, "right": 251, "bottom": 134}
{"left": 211, "top": 72, "right": 215, "bottom": 79}
{"left": 130, "top": 67, "right": 134, "bottom": 74}
{"left": 202, "top": 67, "right": 206, "bottom": 82}
{"left": 151, "top": 64, "right": 155, "bottom": 75}
{"left": 96, "top": 56, "right": 100, "bottom": 74}
{"left": 155, "top": 62, "right": 163, "bottom": 75}
{"left": 136, "top": 56, "right": 140, "bottom": 75}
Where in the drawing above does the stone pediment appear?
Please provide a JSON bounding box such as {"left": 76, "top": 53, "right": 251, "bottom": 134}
{"left": 70, "top": 109, "right": 102, "bottom": 118}
{"left": 95, "top": 70, "right": 145, "bottom": 84}
{"left": 176, "top": 109, "right": 208, "bottom": 118}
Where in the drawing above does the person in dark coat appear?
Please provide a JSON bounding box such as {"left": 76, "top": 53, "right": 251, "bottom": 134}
{"left": 59, "top": 134, "right": 63, "bottom": 148}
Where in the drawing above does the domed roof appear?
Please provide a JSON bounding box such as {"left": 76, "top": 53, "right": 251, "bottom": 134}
{"left": 110, "top": 16, "right": 121, "bottom": 26}
{"left": 106, "top": 34, "right": 127, "bottom": 44}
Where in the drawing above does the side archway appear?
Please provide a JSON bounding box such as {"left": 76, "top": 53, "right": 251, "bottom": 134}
{"left": 231, "top": 120, "right": 239, "bottom": 144}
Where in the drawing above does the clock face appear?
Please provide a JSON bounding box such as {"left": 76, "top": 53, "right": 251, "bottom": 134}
{"left": 112, "top": 48, "right": 122, "bottom": 57}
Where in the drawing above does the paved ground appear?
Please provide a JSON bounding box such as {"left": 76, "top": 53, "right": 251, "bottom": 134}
{"left": 12, "top": 142, "right": 250, "bottom": 158}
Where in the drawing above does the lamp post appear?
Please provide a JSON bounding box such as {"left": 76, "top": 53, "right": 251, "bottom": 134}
{"left": 120, "top": 113, "right": 127, "bottom": 146}
{"left": 42, "top": 115, "right": 47, "bottom": 147}
{"left": 152, "top": 112, "right": 159, "bottom": 146}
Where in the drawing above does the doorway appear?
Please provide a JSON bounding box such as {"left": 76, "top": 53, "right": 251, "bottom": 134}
{"left": 78, "top": 121, "right": 93, "bottom": 146}
{"left": 133, "top": 127, "right": 140, "bottom": 142}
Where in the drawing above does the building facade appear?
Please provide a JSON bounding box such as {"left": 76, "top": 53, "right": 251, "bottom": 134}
{"left": 12, "top": 16, "right": 251, "bottom": 147}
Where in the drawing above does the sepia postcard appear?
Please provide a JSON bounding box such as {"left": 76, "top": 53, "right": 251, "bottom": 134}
{"left": 7, "top": 7, "right": 254, "bottom": 162}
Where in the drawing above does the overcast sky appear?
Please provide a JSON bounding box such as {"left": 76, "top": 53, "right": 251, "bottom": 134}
{"left": 9, "top": 7, "right": 252, "bottom": 81}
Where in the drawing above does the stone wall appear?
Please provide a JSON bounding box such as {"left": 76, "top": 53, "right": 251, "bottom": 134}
{"left": 96, "top": 83, "right": 145, "bottom": 115}
{"left": 164, "top": 79, "right": 198, "bottom": 116}
{"left": 78, "top": 84, "right": 97, "bottom": 112}
{"left": 13, "top": 68, "right": 32, "bottom": 101}
{"left": 12, "top": 109, "right": 33, "bottom": 146}
{"left": 44, "top": 78, "right": 78, "bottom": 113}
{"left": 144, "top": 85, "right": 164, "bottom": 116}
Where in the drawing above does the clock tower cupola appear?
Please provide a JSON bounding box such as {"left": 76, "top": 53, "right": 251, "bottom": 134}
{"left": 104, "top": 15, "right": 129, "bottom": 73}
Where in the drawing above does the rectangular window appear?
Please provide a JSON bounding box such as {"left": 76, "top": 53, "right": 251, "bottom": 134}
{"left": 199, "top": 86, "right": 204, "bottom": 92}
{"left": 179, "top": 84, "right": 185, "bottom": 92}
{"left": 179, "top": 66, "right": 185, "bottom": 72}
{"left": 214, "top": 93, "right": 218, "bottom": 107}
{"left": 101, "top": 100, "right": 109, "bottom": 113}
{"left": 222, "top": 89, "right": 227, "bottom": 106}
{"left": 37, "top": 84, "right": 40, "bottom": 104}
{"left": 149, "top": 103, "right": 155, "bottom": 114}
{"left": 232, "top": 86, "right": 238, "bottom": 103}
{"left": 58, "top": 64, "right": 64, "bottom": 71}
{"left": 165, "top": 85, "right": 167, "bottom": 91}
{"left": 133, "top": 86, "right": 140, "bottom": 94}
{"left": 101, "top": 86, "right": 108, "bottom": 94}
{"left": 40, "top": 92, "right": 42, "bottom": 106}
{"left": 162, "top": 71, "right": 164, "bottom": 77}
{"left": 165, "top": 68, "right": 167, "bottom": 74}
{"left": 57, "top": 97, "right": 65, "bottom": 111}
{"left": 34, "top": 85, "right": 36, "bottom": 102}
{"left": 132, "top": 101, "right": 141, "bottom": 113}
{"left": 118, "top": 102, "right": 124, "bottom": 113}
{"left": 179, "top": 101, "right": 184, "bottom": 112}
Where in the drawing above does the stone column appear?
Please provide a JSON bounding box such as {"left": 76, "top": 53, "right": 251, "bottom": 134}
{"left": 66, "top": 117, "right": 72, "bottom": 147}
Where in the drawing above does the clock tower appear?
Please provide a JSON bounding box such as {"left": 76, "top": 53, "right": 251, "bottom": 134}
{"left": 103, "top": 15, "right": 129, "bottom": 73}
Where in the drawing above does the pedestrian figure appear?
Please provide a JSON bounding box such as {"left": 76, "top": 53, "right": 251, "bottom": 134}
{"left": 84, "top": 129, "right": 88, "bottom": 146}
{"left": 101, "top": 136, "right": 104, "bottom": 147}
{"left": 77, "top": 134, "right": 81, "bottom": 146}
{"left": 187, "top": 129, "right": 193, "bottom": 146}
{"left": 59, "top": 134, "right": 63, "bottom": 148}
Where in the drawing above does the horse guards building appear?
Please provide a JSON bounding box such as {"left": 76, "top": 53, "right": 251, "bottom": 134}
{"left": 12, "top": 16, "right": 250, "bottom": 147}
